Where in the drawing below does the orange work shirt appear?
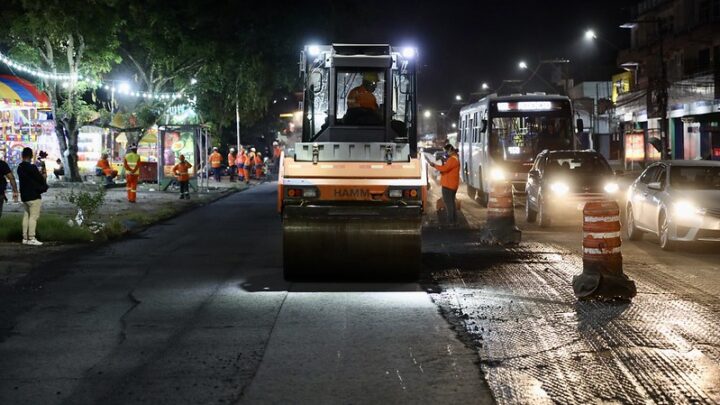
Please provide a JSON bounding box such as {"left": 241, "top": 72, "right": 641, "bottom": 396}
{"left": 209, "top": 152, "right": 223, "bottom": 168}
{"left": 244, "top": 153, "right": 254, "bottom": 167}
{"left": 434, "top": 154, "right": 460, "bottom": 191}
{"left": 96, "top": 158, "right": 112, "bottom": 175}
{"left": 273, "top": 146, "right": 282, "bottom": 159}
{"left": 347, "top": 85, "right": 378, "bottom": 111}
{"left": 228, "top": 153, "right": 236, "bottom": 166}
{"left": 173, "top": 161, "right": 192, "bottom": 182}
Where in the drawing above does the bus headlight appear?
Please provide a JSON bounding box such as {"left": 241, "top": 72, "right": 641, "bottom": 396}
{"left": 550, "top": 182, "right": 569, "bottom": 195}
{"left": 604, "top": 182, "right": 619, "bottom": 194}
{"left": 490, "top": 168, "right": 506, "bottom": 182}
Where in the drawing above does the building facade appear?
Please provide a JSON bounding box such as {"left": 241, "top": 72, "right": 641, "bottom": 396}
{"left": 615, "top": 0, "right": 720, "bottom": 166}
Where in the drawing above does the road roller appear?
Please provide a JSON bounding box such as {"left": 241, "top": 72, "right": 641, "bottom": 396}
{"left": 278, "top": 44, "right": 427, "bottom": 280}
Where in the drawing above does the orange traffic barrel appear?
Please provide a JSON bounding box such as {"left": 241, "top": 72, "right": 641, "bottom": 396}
{"left": 484, "top": 180, "right": 521, "bottom": 244}
{"left": 573, "top": 200, "right": 636, "bottom": 300}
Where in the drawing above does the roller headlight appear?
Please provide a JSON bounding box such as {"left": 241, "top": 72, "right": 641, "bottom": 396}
{"left": 550, "top": 182, "right": 569, "bottom": 195}
{"left": 490, "top": 168, "right": 506, "bottom": 182}
{"left": 673, "top": 200, "right": 702, "bottom": 219}
{"left": 604, "top": 182, "right": 619, "bottom": 194}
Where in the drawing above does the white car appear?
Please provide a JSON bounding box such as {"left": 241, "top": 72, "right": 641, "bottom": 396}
{"left": 626, "top": 160, "right": 720, "bottom": 250}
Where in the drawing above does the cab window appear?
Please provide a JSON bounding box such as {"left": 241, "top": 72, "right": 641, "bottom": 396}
{"left": 336, "top": 69, "right": 385, "bottom": 125}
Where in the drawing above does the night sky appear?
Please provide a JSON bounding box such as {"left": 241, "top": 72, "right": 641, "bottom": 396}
{"left": 303, "top": 0, "right": 636, "bottom": 110}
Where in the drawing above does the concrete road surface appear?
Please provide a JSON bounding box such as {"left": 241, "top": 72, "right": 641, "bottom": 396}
{"left": 0, "top": 183, "right": 493, "bottom": 405}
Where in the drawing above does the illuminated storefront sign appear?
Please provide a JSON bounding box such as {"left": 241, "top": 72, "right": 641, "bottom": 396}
{"left": 624, "top": 132, "right": 645, "bottom": 161}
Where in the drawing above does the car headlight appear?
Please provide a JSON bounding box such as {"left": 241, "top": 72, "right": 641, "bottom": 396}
{"left": 673, "top": 200, "right": 702, "bottom": 218}
{"left": 550, "top": 182, "right": 569, "bottom": 195}
{"left": 490, "top": 168, "right": 506, "bottom": 182}
{"left": 604, "top": 182, "right": 619, "bottom": 194}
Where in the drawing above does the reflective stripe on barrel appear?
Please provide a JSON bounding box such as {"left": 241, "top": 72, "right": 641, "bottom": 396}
{"left": 583, "top": 201, "right": 621, "bottom": 256}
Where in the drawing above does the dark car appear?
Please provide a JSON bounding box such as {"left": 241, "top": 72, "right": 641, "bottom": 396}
{"left": 525, "top": 150, "right": 620, "bottom": 227}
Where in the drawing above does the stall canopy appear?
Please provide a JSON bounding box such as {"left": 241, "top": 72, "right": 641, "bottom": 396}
{"left": 0, "top": 75, "right": 50, "bottom": 110}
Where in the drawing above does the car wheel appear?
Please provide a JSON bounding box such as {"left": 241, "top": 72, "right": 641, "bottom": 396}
{"left": 658, "top": 211, "right": 675, "bottom": 251}
{"left": 525, "top": 196, "right": 537, "bottom": 223}
{"left": 538, "top": 195, "right": 552, "bottom": 228}
{"left": 626, "top": 204, "right": 643, "bottom": 241}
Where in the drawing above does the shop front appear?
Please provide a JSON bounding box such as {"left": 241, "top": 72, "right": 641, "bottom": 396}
{"left": 0, "top": 75, "right": 57, "bottom": 169}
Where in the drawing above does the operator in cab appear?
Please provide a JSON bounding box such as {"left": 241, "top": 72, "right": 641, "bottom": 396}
{"left": 344, "top": 72, "right": 382, "bottom": 125}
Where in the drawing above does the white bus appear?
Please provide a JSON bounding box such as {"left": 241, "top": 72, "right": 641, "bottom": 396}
{"left": 458, "top": 94, "right": 578, "bottom": 205}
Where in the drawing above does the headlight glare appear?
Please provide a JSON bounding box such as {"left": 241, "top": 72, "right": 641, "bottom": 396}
{"left": 490, "top": 168, "right": 506, "bottom": 182}
{"left": 550, "top": 182, "right": 569, "bottom": 195}
{"left": 604, "top": 182, "right": 619, "bottom": 194}
{"left": 673, "top": 200, "right": 700, "bottom": 218}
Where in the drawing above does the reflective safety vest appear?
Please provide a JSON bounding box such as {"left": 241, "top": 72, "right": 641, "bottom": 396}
{"left": 210, "top": 152, "right": 223, "bottom": 168}
{"left": 173, "top": 161, "right": 192, "bottom": 182}
{"left": 228, "top": 153, "right": 236, "bottom": 167}
{"left": 124, "top": 152, "right": 141, "bottom": 175}
{"left": 244, "top": 153, "right": 254, "bottom": 168}
{"left": 435, "top": 154, "right": 460, "bottom": 191}
{"left": 238, "top": 152, "right": 246, "bottom": 168}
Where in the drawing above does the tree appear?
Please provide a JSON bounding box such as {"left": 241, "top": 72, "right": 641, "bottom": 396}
{"left": 0, "top": 0, "right": 121, "bottom": 181}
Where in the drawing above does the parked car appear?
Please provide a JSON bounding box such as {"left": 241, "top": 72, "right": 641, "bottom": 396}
{"left": 525, "top": 150, "right": 620, "bottom": 227}
{"left": 626, "top": 160, "right": 720, "bottom": 250}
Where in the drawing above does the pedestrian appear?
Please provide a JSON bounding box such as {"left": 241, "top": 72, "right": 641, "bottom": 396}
{"left": 173, "top": 154, "right": 193, "bottom": 199}
{"left": 272, "top": 141, "right": 282, "bottom": 174}
{"left": 254, "top": 152, "right": 264, "bottom": 180}
{"left": 123, "top": 144, "right": 141, "bottom": 203}
{"left": 210, "top": 147, "right": 223, "bottom": 182}
{"left": 228, "top": 148, "right": 237, "bottom": 182}
{"left": 53, "top": 158, "right": 65, "bottom": 180}
{"left": 36, "top": 150, "right": 48, "bottom": 179}
{"left": 1, "top": 156, "right": 19, "bottom": 219}
{"left": 17, "top": 147, "right": 48, "bottom": 245}
{"left": 429, "top": 144, "right": 460, "bottom": 225}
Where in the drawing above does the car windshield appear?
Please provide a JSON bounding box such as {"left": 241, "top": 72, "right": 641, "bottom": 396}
{"left": 669, "top": 166, "right": 720, "bottom": 190}
{"left": 545, "top": 153, "right": 612, "bottom": 175}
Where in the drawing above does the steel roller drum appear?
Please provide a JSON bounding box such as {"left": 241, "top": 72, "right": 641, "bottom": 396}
{"left": 282, "top": 205, "right": 422, "bottom": 280}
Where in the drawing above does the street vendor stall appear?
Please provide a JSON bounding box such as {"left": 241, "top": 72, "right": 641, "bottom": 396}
{"left": 0, "top": 75, "right": 57, "bottom": 168}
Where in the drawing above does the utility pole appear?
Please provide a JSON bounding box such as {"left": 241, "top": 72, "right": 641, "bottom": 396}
{"left": 235, "top": 96, "right": 241, "bottom": 152}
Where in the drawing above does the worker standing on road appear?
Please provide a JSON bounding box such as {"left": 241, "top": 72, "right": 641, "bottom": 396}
{"left": 123, "top": 144, "right": 141, "bottom": 203}
{"left": 228, "top": 148, "right": 237, "bottom": 182}
{"left": 210, "top": 147, "right": 223, "bottom": 182}
{"left": 237, "top": 146, "right": 246, "bottom": 182}
{"left": 244, "top": 148, "right": 255, "bottom": 182}
{"left": 173, "top": 154, "right": 192, "bottom": 199}
{"left": 272, "top": 141, "right": 282, "bottom": 174}
{"left": 254, "top": 151, "right": 264, "bottom": 180}
{"left": 429, "top": 144, "right": 460, "bottom": 225}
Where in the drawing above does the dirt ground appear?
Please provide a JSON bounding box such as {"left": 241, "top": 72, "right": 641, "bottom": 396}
{"left": 0, "top": 178, "right": 254, "bottom": 286}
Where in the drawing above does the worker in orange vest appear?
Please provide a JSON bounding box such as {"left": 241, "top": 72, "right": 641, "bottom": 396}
{"left": 254, "top": 151, "right": 264, "bottom": 180}
{"left": 173, "top": 154, "right": 193, "bottom": 199}
{"left": 243, "top": 148, "right": 255, "bottom": 183}
{"left": 227, "top": 148, "right": 237, "bottom": 182}
{"left": 347, "top": 72, "right": 379, "bottom": 111}
{"left": 123, "top": 144, "right": 141, "bottom": 203}
{"left": 209, "top": 147, "right": 223, "bottom": 182}
{"left": 96, "top": 153, "right": 118, "bottom": 185}
{"left": 237, "top": 146, "right": 246, "bottom": 182}
{"left": 429, "top": 144, "right": 460, "bottom": 225}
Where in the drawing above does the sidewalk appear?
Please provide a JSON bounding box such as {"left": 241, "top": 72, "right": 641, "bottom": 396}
{"left": 0, "top": 177, "right": 261, "bottom": 286}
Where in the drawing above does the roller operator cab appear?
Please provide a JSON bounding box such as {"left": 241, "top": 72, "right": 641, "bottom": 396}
{"left": 278, "top": 44, "right": 427, "bottom": 280}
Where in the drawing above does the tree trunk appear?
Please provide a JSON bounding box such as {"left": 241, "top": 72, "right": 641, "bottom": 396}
{"left": 56, "top": 117, "right": 82, "bottom": 182}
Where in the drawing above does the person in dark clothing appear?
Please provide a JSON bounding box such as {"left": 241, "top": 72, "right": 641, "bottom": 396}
{"left": 17, "top": 148, "right": 48, "bottom": 246}
{"left": 1, "top": 157, "right": 19, "bottom": 218}
{"left": 53, "top": 159, "right": 65, "bottom": 180}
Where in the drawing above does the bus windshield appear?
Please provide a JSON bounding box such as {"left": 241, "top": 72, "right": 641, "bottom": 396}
{"left": 490, "top": 116, "right": 572, "bottom": 161}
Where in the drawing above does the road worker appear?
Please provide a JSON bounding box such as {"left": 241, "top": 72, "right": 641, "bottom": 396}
{"left": 209, "top": 147, "right": 223, "bottom": 182}
{"left": 173, "top": 154, "right": 192, "bottom": 199}
{"left": 254, "top": 151, "right": 264, "bottom": 180}
{"left": 347, "top": 72, "right": 379, "bottom": 111}
{"left": 272, "top": 141, "right": 282, "bottom": 174}
{"left": 429, "top": 144, "right": 460, "bottom": 225}
{"left": 237, "top": 146, "right": 246, "bottom": 182}
{"left": 96, "top": 152, "right": 118, "bottom": 185}
{"left": 123, "top": 144, "right": 141, "bottom": 203}
{"left": 228, "top": 148, "right": 237, "bottom": 182}
{"left": 243, "top": 148, "right": 255, "bottom": 183}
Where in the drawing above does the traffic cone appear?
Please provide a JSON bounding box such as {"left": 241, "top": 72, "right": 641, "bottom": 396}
{"left": 484, "top": 181, "right": 521, "bottom": 244}
{"left": 573, "top": 200, "right": 636, "bottom": 300}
